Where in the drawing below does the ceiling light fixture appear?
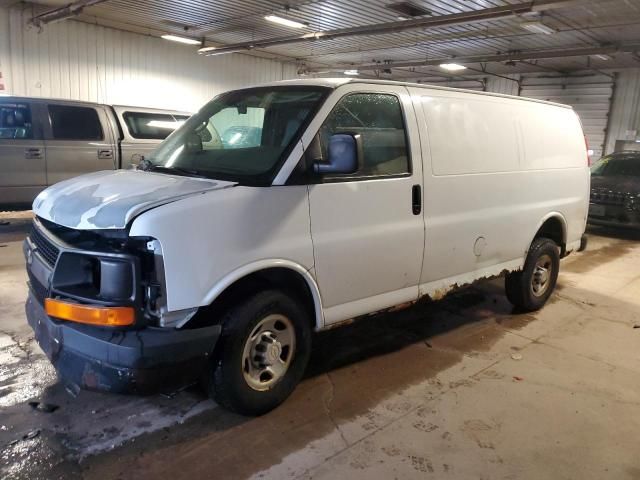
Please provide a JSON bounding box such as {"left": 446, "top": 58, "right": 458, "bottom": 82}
{"left": 592, "top": 54, "right": 612, "bottom": 61}
{"left": 161, "top": 34, "right": 201, "bottom": 45}
{"left": 344, "top": 69, "right": 359, "bottom": 75}
{"left": 520, "top": 21, "right": 556, "bottom": 35}
{"left": 439, "top": 63, "right": 466, "bottom": 71}
{"left": 265, "top": 14, "right": 306, "bottom": 29}
{"left": 198, "top": 47, "right": 248, "bottom": 56}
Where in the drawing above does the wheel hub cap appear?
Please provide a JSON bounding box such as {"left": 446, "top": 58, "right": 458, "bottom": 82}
{"left": 241, "top": 314, "right": 296, "bottom": 391}
{"left": 531, "top": 254, "right": 553, "bottom": 297}
{"left": 257, "top": 334, "right": 282, "bottom": 366}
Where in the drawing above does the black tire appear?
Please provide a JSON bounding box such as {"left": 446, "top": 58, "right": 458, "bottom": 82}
{"left": 209, "top": 290, "right": 312, "bottom": 416}
{"left": 505, "top": 237, "right": 560, "bottom": 312}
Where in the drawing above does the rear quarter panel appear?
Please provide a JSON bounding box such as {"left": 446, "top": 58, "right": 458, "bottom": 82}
{"left": 409, "top": 86, "right": 589, "bottom": 290}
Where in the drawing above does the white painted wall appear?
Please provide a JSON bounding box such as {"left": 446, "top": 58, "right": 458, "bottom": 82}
{"left": 0, "top": 5, "right": 297, "bottom": 112}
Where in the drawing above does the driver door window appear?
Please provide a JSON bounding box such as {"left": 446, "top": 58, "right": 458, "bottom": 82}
{"left": 317, "top": 93, "right": 410, "bottom": 178}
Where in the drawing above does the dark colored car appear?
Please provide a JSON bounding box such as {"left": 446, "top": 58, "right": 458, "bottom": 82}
{"left": 588, "top": 151, "right": 640, "bottom": 228}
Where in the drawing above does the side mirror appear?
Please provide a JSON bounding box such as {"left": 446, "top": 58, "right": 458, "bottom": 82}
{"left": 184, "top": 132, "right": 203, "bottom": 153}
{"left": 314, "top": 134, "right": 359, "bottom": 175}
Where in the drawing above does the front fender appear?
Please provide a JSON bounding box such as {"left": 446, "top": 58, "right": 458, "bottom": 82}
{"left": 129, "top": 185, "right": 316, "bottom": 317}
{"left": 201, "top": 259, "right": 325, "bottom": 330}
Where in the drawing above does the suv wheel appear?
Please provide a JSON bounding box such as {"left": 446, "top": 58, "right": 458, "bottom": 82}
{"left": 209, "top": 290, "right": 311, "bottom": 416}
{"left": 505, "top": 237, "right": 560, "bottom": 312}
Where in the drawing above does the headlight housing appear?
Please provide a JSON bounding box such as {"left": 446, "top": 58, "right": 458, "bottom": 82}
{"left": 51, "top": 251, "right": 141, "bottom": 311}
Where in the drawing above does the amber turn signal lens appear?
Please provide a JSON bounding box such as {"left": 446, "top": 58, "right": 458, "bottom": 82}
{"left": 45, "top": 298, "right": 135, "bottom": 326}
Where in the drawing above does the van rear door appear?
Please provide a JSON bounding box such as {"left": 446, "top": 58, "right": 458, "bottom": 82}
{"left": 0, "top": 99, "right": 46, "bottom": 205}
{"left": 43, "top": 102, "right": 117, "bottom": 185}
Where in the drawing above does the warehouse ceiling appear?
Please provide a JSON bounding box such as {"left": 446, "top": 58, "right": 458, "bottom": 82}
{"left": 16, "top": 0, "right": 640, "bottom": 81}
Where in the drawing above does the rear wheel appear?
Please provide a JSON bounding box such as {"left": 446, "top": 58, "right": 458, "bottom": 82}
{"left": 505, "top": 237, "right": 560, "bottom": 312}
{"left": 209, "top": 290, "right": 311, "bottom": 416}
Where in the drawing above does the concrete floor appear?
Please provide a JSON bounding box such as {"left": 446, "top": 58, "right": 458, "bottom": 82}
{"left": 1, "top": 211, "right": 640, "bottom": 480}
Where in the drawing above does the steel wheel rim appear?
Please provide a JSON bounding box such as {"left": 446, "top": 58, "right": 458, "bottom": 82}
{"left": 241, "top": 314, "right": 296, "bottom": 392}
{"left": 531, "top": 254, "right": 553, "bottom": 297}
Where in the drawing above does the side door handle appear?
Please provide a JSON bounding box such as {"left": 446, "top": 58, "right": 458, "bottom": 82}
{"left": 24, "top": 147, "right": 43, "bottom": 159}
{"left": 98, "top": 149, "right": 113, "bottom": 160}
{"left": 412, "top": 184, "right": 422, "bottom": 215}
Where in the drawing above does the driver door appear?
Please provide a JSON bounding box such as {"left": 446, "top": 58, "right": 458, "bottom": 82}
{"left": 306, "top": 85, "right": 425, "bottom": 325}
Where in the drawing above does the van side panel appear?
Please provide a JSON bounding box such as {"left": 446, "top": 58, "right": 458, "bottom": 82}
{"left": 425, "top": 94, "right": 521, "bottom": 175}
{"left": 518, "top": 102, "right": 586, "bottom": 170}
{"left": 410, "top": 87, "right": 588, "bottom": 296}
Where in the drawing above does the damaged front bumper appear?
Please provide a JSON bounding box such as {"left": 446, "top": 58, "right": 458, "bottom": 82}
{"left": 26, "top": 291, "right": 220, "bottom": 394}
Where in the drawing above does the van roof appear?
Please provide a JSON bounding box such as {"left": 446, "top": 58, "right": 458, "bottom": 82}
{"left": 260, "top": 78, "right": 573, "bottom": 109}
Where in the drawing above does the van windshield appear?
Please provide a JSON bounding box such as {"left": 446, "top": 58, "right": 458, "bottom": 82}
{"left": 147, "top": 86, "right": 329, "bottom": 185}
{"left": 591, "top": 153, "right": 640, "bottom": 177}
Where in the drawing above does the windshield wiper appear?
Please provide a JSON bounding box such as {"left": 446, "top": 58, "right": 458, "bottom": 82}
{"left": 147, "top": 165, "right": 209, "bottom": 179}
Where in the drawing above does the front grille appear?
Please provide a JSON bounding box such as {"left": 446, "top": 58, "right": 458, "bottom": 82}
{"left": 30, "top": 224, "right": 60, "bottom": 267}
{"left": 590, "top": 189, "right": 629, "bottom": 206}
{"left": 27, "top": 268, "right": 48, "bottom": 305}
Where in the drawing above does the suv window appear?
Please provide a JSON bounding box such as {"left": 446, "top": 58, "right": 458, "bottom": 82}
{"left": 591, "top": 153, "right": 640, "bottom": 177}
{"left": 122, "top": 112, "right": 189, "bottom": 140}
{"left": 0, "top": 102, "right": 33, "bottom": 139}
{"left": 319, "top": 93, "right": 409, "bottom": 177}
{"left": 48, "top": 105, "right": 103, "bottom": 140}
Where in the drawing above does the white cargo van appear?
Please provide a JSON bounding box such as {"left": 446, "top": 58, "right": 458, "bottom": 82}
{"left": 24, "top": 79, "right": 589, "bottom": 415}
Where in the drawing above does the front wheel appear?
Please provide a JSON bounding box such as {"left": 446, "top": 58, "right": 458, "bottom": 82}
{"left": 505, "top": 237, "right": 560, "bottom": 312}
{"left": 209, "top": 290, "right": 312, "bottom": 416}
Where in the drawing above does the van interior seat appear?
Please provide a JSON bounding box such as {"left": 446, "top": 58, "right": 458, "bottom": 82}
{"left": 1, "top": 109, "right": 30, "bottom": 139}
{"left": 336, "top": 127, "right": 408, "bottom": 175}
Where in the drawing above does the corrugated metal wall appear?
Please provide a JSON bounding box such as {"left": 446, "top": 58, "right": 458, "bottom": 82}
{"left": 519, "top": 75, "right": 614, "bottom": 160}
{"left": 0, "top": 5, "right": 297, "bottom": 112}
{"left": 605, "top": 69, "right": 640, "bottom": 154}
{"left": 1, "top": 3, "right": 638, "bottom": 156}
{"left": 485, "top": 74, "right": 520, "bottom": 96}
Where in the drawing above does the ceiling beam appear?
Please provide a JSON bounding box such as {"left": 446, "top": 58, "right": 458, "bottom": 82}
{"left": 199, "top": 0, "right": 593, "bottom": 56}
{"left": 29, "top": 0, "right": 109, "bottom": 27}
{"left": 305, "top": 43, "right": 640, "bottom": 73}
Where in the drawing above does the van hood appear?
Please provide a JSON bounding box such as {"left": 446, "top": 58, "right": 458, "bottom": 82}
{"left": 33, "top": 170, "right": 235, "bottom": 230}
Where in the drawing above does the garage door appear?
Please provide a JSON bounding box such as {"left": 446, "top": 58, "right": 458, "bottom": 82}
{"left": 520, "top": 75, "right": 614, "bottom": 161}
